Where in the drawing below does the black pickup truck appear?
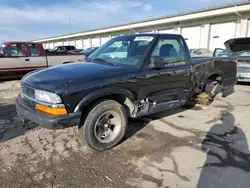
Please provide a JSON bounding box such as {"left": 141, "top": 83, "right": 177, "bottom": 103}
{"left": 16, "top": 34, "right": 237, "bottom": 151}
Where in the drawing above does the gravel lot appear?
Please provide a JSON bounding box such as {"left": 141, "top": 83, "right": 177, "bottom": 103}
{"left": 0, "top": 80, "right": 250, "bottom": 188}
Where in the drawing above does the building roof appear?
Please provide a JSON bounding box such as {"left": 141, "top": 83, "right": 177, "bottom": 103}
{"left": 33, "top": 1, "right": 250, "bottom": 42}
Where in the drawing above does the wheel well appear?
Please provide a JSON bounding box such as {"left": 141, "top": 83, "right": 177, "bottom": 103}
{"left": 81, "top": 94, "right": 135, "bottom": 118}
{"left": 202, "top": 74, "right": 222, "bottom": 93}
{"left": 207, "top": 74, "right": 222, "bottom": 84}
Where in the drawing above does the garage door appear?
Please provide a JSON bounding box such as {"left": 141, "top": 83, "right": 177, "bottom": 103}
{"left": 63, "top": 41, "right": 69, "bottom": 45}
{"left": 75, "top": 40, "right": 83, "bottom": 49}
{"left": 209, "top": 22, "right": 236, "bottom": 51}
{"left": 58, "top": 41, "right": 63, "bottom": 46}
{"left": 83, "top": 39, "right": 91, "bottom": 49}
{"left": 101, "top": 36, "right": 110, "bottom": 45}
{"left": 248, "top": 20, "right": 250, "bottom": 37}
{"left": 159, "top": 29, "right": 175, "bottom": 34}
{"left": 49, "top": 43, "right": 54, "bottom": 49}
{"left": 44, "top": 44, "right": 49, "bottom": 49}
{"left": 69, "top": 40, "right": 75, "bottom": 46}
{"left": 181, "top": 26, "right": 201, "bottom": 49}
{"left": 92, "top": 38, "right": 100, "bottom": 47}
{"left": 54, "top": 42, "right": 59, "bottom": 47}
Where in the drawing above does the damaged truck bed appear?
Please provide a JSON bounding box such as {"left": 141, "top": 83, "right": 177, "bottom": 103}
{"left": 16, "top": 33, "right": 238, "bottom": 151}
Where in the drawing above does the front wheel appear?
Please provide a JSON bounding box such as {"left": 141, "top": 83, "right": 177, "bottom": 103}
{"left": 80, "top": 100, "right": 128, "bottom": 151}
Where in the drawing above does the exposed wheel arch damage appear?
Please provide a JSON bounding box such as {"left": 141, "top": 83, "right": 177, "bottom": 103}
{"left": 74, "top": 88, "right": 137, "bottom": 118}
{"left": 203, "top": 74, "right": 223, "bottom": 93}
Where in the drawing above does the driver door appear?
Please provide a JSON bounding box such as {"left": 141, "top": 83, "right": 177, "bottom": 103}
{"left": 138, "top": 35, "right": 190, "bottom": 112}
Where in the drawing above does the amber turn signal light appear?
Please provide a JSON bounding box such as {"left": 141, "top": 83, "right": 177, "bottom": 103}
{"left": 35, "top": 104, "right": 67, "bottom": 116}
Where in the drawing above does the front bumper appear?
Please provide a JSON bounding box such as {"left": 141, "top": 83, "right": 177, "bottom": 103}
{"left": 16, "top": 94, "right": 81, "bottom": 129}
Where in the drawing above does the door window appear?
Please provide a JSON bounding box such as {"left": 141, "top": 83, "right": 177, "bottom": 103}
{"left": 57, "top": 47, "right": 67, "bottom": 53}
{"left": 28, "top": 44, "right": 41, "bottom": 56}
{"left": 3, "top": 44, "right": 26, "bottom": 57}
{"left": 151, "top": 36, "right": 186, "bottom": 66}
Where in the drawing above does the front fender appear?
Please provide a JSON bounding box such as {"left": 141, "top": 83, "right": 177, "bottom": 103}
{"left": 74, "top": 87, "right": 136, "bottom": 113}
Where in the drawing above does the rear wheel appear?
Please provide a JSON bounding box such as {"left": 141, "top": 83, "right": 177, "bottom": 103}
{"left": 80, "top": 100, "right": 127, "bottom": 151}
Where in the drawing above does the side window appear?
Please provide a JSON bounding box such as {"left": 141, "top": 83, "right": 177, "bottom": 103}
{"left": 151, "top": 36, "right": 186, "bottom": 66}
{"left": 3, "top": 44, "right": 26, "bottom": 57}
{"left": 57, "top": 47, "right": 66, "bottom": 53}
{"left": 28, "top": 44, "right": 41, "bottom": 56}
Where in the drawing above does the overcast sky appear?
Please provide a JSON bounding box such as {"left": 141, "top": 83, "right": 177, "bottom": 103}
{"left": 0, "top": 0, "right": 245, "bottom": 42}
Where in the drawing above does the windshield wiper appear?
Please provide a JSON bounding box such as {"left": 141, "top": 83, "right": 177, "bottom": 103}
{"left": 91, "top": 58, "right": 119, "bottom": 66}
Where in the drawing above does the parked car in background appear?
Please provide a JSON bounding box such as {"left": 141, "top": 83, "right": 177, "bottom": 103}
{"left": 190, "top": 48, "right": 198, "bottom": 54}
{"left": 68, "top": 49, "right": 83, "bottom": 53}
{"left": 80, "top": 47, "right": 98, "bottom": 57}
{"left": 16, "top": 33, "right": 238, "bottom": 151}
{"left": 213, "top": 37, "right": 250, "bottom": 82}
{"left": 46, "top": 45, "right": 76, "bottom": 54}
{"left": 68, "top": 47, "right": 99, "bottom": 60}
{"left": 0, "top": 42, "right": 85, "bottom": 79}
{"left": 190, "top": 48, "right": 213, "bottom": 58}
{"left": 45, "top": 48, "right": 52, "bottom": 54}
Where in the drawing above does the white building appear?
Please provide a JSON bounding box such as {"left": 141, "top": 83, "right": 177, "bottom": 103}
{"left": 33, "top": 1, "right": 250, "bottom": 51}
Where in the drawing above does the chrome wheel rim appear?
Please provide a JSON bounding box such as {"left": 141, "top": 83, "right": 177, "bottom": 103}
{"left": 94, "top": 111, "right": 122, "bottom": 143}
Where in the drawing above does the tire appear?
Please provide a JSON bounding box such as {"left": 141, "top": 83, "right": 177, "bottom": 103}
{"left": 80, "top": 100, "right": 127, "bottom": 151}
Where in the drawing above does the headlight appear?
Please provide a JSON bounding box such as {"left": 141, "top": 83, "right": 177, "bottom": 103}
{"left": 35, "top": 89, "right": 62, "bottom": 104}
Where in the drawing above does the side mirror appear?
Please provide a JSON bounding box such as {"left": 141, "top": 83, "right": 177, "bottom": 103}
{"left": 149, "top": 56, "right": 165, "bottom": 69}
{"left": 0, "top": 50, "right": 3, "bottom": 57}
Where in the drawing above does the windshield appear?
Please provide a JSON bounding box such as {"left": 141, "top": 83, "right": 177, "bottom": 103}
{"left": 217, "top": 49, "right": 250, "bottom": 57}
{"left": 234, "top": 51, "right": 250, "bottom": 57}
{"left": 52, "top": 46, "right": 59, "bottom": 51}
{"left": 88, "top": 35, "right": 154, "bottom": 66}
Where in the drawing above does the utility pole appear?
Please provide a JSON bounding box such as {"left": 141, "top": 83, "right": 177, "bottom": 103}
{"left": 69, "top": 16, "right": 72, "bottom": 35}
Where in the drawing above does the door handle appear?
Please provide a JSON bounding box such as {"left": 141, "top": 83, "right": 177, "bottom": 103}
{"left": 25, "top": 59, "right": 30, "bottom": 61}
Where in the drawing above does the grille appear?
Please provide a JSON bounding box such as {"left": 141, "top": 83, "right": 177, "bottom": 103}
{"left": 20, "top": 84, "right": 36, "bottom": 110}
{"left": 22, "top": 97, "right": 36, "bottom": 109}
{"left": 21, "top": 84, "right": 35, "bottom": 98}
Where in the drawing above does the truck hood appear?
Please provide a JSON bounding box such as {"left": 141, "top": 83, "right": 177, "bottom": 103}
{"left": 22, "top": 62, "right": 136, "bottom": 91}
{"left": 224, "top": 37, "right": 250, "bottom": 54}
